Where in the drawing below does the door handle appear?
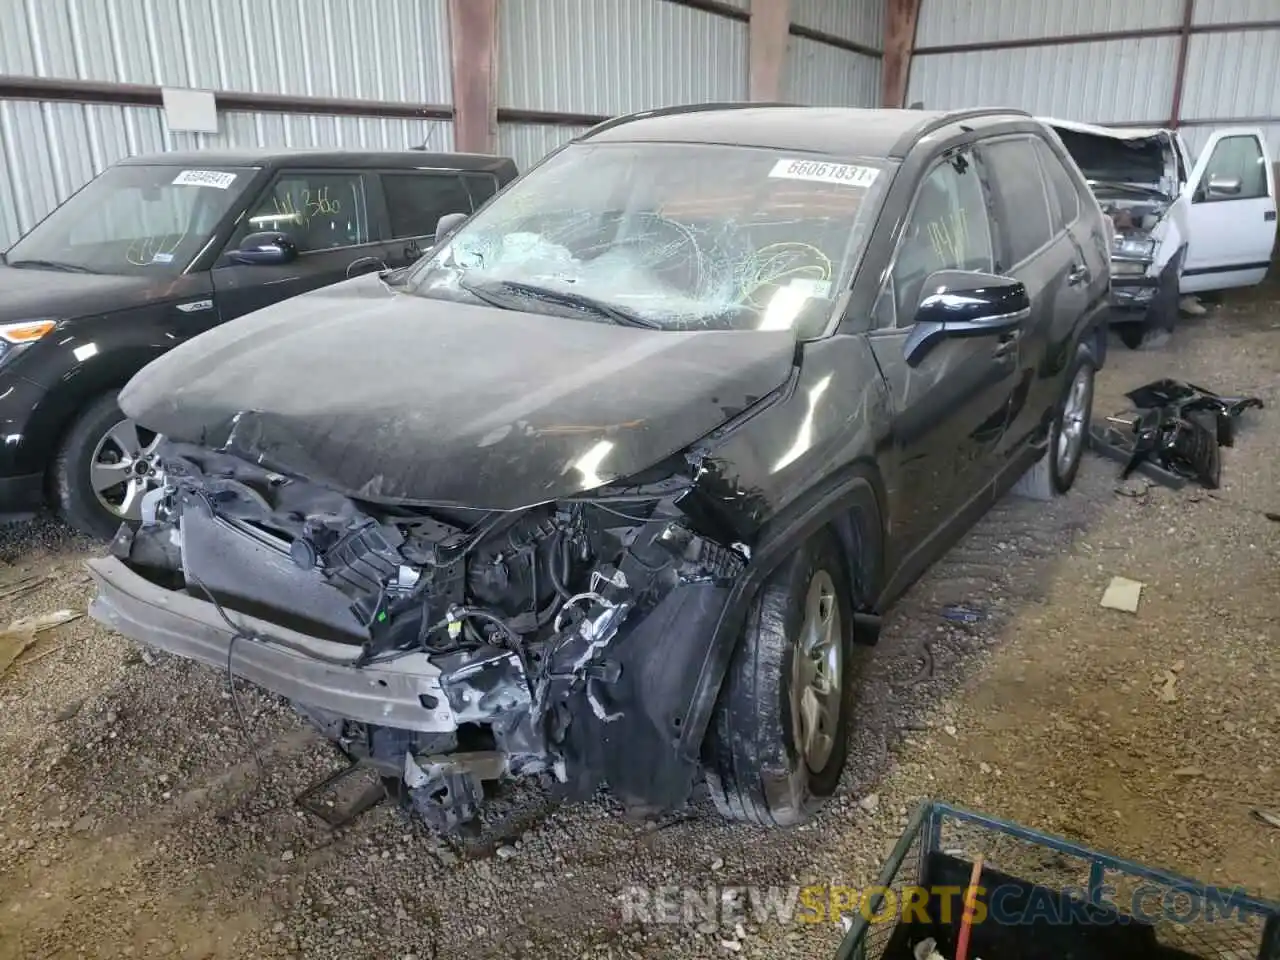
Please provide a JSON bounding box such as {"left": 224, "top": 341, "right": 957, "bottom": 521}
{"left": 1067, "top": 264, "right": 1090, "bottom": 286}
{"left": 1265, "top": 210, "right": 1277, "bottom": 222}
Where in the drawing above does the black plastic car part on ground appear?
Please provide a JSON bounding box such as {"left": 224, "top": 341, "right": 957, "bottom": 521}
{"left": 0, "top": 148, "right": 518, "bottom": 537}
{"left": 88, "top": 103, "right": 1113, "bottom": 833}
{"left": 1089, "top": 378, "right": 1264, "bottom": 490}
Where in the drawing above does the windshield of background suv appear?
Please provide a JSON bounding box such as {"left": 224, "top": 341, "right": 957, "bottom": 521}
{"left": 402, "top": 141, "right": 889, "bottom": 333}
{"left": 4, "top": 163, "right": 255, "bottom": 276}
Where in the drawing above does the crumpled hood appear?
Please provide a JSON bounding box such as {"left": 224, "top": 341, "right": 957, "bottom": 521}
{"left": 120, "top": 273, "right": 798, "bottom": 510}
{"left": 1045, "top": 121, "right": 1171, "bottom": 190}
{"left": 0, "top": 263, "right": 155, "bottom": 324}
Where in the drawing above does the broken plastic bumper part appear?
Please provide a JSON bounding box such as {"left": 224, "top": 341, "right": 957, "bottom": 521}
{"left": 1088, "top": 378, "right": 1264, "bottom": 489}
{"left": 87, "top": 556, "right": 455, "bottom": 733}
{"left": 1110, "top": 272, "right": 1158, "bottom": 309}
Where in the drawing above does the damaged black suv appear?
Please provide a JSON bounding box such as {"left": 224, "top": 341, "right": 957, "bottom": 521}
{"left": 88, "top": 105, "right": 1111, "bottom": 832}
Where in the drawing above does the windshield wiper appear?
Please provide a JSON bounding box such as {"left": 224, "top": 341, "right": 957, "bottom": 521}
{"left": 472, "top": 277, "right": 663, "bottom": 329}
{"left": 7, "top": 258, "right": 99, "bottom": 274}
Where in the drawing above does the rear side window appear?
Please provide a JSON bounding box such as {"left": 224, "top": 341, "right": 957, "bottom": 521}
{"left": 463, "top": 172, "right": 501, "bottom": 207}
{"left": 981, "top": 138, "right": 1054, "bottom": 266}
{"left": 1034, "top": 138, "right": 1080, "bottom": 229}
{"left": 382, "top": 173, "right": 473, "bottom": 239}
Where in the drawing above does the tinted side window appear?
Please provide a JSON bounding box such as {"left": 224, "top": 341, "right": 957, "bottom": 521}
{"left": 463, "top": 172, "right": 500, "bottom": 207}
{"left": 382, "top": 173, "right": 472, "bottom": 239}
{"left": 891, "top": 150, "right": 995, "bottom": 325}
{"left": 240, "top": 172, "right": 371, "bottom": 252}
{"left": 1034, "top": 138, "right": 1080, "bottom": 228}
{"left": 982, "top": 139, "right": 1054, "bottom": 265}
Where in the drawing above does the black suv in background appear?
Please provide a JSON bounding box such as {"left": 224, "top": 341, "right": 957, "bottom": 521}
{"left": 0, "top": 149, "right": 518, "bottom": 538}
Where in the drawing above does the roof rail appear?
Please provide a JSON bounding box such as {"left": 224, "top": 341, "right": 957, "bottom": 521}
{"left": 580, "top": 100, "right": 798, "bottom": 140}
{"left": 890, "top": 106, "right": 1034, "bottom": 156}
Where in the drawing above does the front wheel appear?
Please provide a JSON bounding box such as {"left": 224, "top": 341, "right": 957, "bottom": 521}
{"left": 1049, "top": 346, "right": 1096, "bottom": 494}
{"left": 54, "top": 391, "right": 164, "bottom": 541}
{"left": 704, "top": 528, "right": 855, "bottom": 827}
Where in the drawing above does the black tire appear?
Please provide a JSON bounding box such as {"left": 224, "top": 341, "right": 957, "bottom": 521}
{"left": 53, "top": 391, "right": 154, "bottom": 541}
{"left": 704, "top": 527, "right": 856, "bottom": 827}
{"left": 1049, "top": 345, "right": 1096, "bottom": 494}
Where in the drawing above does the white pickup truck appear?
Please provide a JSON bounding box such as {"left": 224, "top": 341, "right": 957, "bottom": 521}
{"left": 1043, "top": 119, "right": 1277, "bottom": 348}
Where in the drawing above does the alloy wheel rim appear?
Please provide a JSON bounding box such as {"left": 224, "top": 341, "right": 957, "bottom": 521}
{"left": 790, "top": 569, "right": 842, "bottom": 773}
{"left": 89, "top": 419, "right": 163, "bottom": 522}
{"left": 1056, "top": 366, "right": 1092, "bottom": 476}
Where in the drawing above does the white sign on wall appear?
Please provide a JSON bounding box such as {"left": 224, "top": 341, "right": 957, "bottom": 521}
{"left": 161, "top": 87, "right": 219, "bottom": 134}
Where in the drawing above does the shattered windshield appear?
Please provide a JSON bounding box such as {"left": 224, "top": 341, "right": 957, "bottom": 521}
{"left": 5, "top": 163, "right": 254, "bottom": 276}
{"left": 401, "top": 141, "right": 889, "bottom": 333}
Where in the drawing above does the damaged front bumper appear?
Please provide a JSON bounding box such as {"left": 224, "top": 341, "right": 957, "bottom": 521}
{"left": 1109, "top": 252, "right": 1160, "bottom": 312}
{"left": 88, "top": 441, "right": 747, "bottom": 832}
{"left": 87, "top": 556, "right": 455, "bottom": 733}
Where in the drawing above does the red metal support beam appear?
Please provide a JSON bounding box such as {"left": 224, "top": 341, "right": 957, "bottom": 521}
{"left": 448, "top": 0, "right": 499, "bottom": 154}
{"left": 749, "top": 0, "right": 791, "bottom": 101}
{"left": 1168, "top": 0, "right": 1196, "bottom": 128}
{"left": 882, "top": 0, "right": 922, "bottom": 108}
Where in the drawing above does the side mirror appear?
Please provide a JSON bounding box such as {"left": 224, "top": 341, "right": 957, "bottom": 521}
{"left": 435, "top": 212, "right": 468, "bottom": 242}
{"left": 229, "top": 231, "right": 298, "bottom": 266}
{"left": 1206, "top": 175, "right": 1242, "bottom": 198}
{"left": 904, "top": 270, "right": 1031, "bottom": 367}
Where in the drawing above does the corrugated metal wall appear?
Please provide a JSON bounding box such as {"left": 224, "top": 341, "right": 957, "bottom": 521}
{"left": 784, "top": 0, "right": 882, "bottom": 109}
{"left": 493, "top": 0, "right": 886, "bottom": 170}
{"left": 497, "top": 123, "right": 593, "bottom": 171}
{"left": 790, "top": 0, "right": 883, "bottom": 48}
{"left": 915, "top": 0, "right": 1184, "bottom": 47}
{"left": 785, "top": 37, "right": 878, "bottom": 109}
{"left": 908, "top": 0, "right": 1280, "bottom": 164}
{"left": 495, "top": 0, "right": 749, "bottom": 170}
{"left": 0, "top": 0, "right": 453, "bottom": 249}
{"left": 0, "top": 0, "right": 452, "bottom": 100}
{"left": 908, "top": 38, "right": 1180, "bottom": 123}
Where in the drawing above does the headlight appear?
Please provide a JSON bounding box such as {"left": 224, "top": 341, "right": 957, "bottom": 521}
{"left": 1113, "top": 237, "right": 1155, "bottom": 259}
{"left": 0, "top": 319, "right": 58, "bottom": 366}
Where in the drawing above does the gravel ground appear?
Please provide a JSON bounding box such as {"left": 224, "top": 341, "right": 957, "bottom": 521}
{"left": 1, "top": 292, "right": 1278, "bottom": 960}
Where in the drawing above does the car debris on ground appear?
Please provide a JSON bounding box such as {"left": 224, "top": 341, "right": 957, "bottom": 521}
{"left": 1089, "top": 378, "right": 1264, "bottom": 489}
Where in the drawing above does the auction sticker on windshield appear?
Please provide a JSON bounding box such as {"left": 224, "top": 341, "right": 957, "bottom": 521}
{"left": 769, "top": 159, "right": 878, "bottom": 188}
{"left": 172, "top": 170, "right": 238, "bottom": 189}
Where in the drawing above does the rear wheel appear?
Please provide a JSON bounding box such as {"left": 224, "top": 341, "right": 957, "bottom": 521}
{"left": 704, "top": 527, "right": 855, "bottom": 826}
{"left": 1049, "top": 346, "right": 1095, "bottom": 494}
{"left": 54, "top": 391, "right": 164, "bottom": 541}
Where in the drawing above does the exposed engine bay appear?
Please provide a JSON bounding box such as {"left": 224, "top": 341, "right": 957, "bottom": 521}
{"left": 106, "top": 441, "right": 746, "bottom": 833}
{"left": 1098, "top": 195, "right": 1170, "bottom": 238}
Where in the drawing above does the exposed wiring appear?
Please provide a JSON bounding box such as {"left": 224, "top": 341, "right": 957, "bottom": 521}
{"left": 582, "top": 502, "right": 658, "bottom": 524}
{"left": 548, "top": 534, "right": 574, "bottom": 600}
